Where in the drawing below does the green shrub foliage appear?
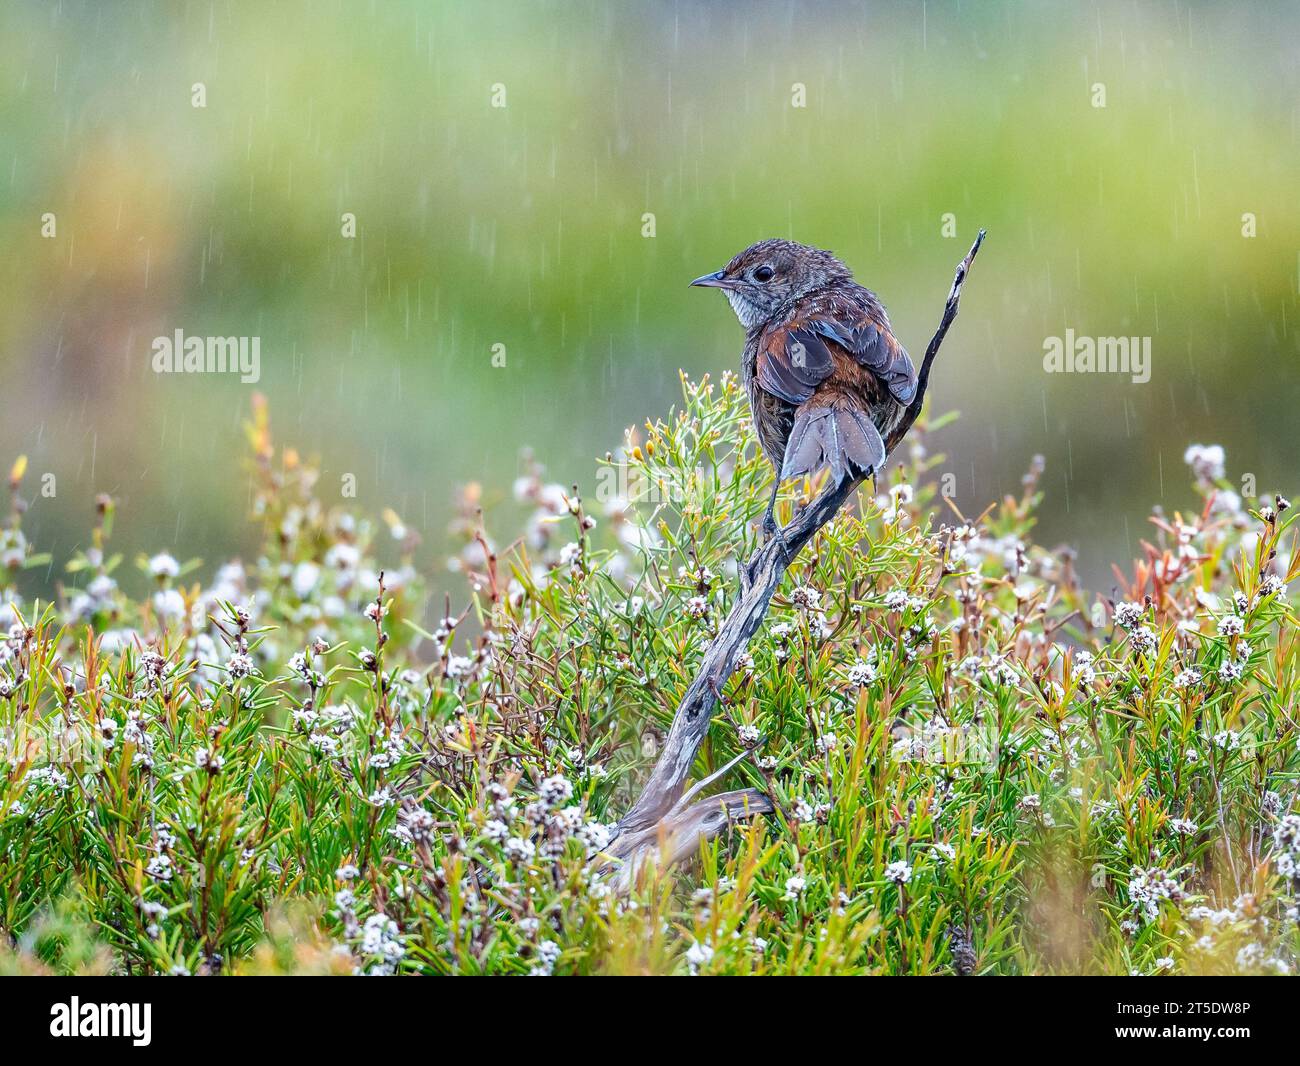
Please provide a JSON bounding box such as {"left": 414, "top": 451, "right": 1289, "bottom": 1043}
{"left": 1, "top": 378, "right": 1296, "bottom": 975}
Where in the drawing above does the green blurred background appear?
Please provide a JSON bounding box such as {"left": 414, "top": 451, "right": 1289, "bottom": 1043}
{"left": 2, "top": 0, "right": 1297, "bottom": 596}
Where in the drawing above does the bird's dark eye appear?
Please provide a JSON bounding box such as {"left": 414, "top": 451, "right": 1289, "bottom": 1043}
{"left": 753, "top": 265, "right": 775, "bottom": 282}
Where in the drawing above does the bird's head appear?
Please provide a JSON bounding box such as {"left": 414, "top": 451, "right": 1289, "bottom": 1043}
{"left": 690, "top": 239, "right": 852, "bottom": 329}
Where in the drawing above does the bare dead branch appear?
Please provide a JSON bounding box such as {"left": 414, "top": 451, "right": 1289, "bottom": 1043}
{"left": 607, "top": 789, "right": 775, "bottom": 891}
{"left": 888, "top": 229, "right": 987, "bottom": 453}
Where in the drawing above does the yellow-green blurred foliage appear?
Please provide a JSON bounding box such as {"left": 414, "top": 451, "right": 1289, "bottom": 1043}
{"left": 1, "top": 1, "right": 1296, "bottom": 596}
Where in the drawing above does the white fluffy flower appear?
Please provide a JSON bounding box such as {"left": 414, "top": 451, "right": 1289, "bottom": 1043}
{"left": 684, "top": 939, "right": 713, "bottom": 974}
{"left": 790, "top": 585, "right": 821, "bottom": 612}
{"left": 1216, "top": 612, "right": 1244, "bottom": 637}
{"left": 1113, "top": 601, "right": 1144, "bottom": 630}
{"left": 1183, "top": 444, "right": 1225, "bottom": 484}
{"left": 539, "top": 774, "right": 574, "bottom": 808}
{"left": 883, "top": 589, "right": 910, "bottom": 613}
{"left": 848, "top": 658, "right": 878, "bottom": 686}
{"left": 148, "top": 553, "right": 181, "bottom": 578}
{"left": 884, "top": 860, "right": 913, "bottom": 885}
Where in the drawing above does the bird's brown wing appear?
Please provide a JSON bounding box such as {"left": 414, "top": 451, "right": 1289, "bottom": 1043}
{"left": 754, "top": 322, "right": 835, "bottom": 405}
{"left": 805, "top": 312, "right": 916, "bottom": 406}
{"left": 756, "top": 300, "right": 917, "bottom": 407}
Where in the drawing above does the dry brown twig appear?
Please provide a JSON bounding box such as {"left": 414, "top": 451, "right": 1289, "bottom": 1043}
{"left": 603, "top": 230, "right": 987, "bottom": 888}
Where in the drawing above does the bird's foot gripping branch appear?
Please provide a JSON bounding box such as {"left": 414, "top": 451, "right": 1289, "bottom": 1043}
{"left": 604, "top": 232, "right": 987, "bottom": 882}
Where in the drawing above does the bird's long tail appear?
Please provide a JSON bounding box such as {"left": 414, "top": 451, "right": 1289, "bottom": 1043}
{"left": 780, "top": 402, "right": 886, "bottom": 485}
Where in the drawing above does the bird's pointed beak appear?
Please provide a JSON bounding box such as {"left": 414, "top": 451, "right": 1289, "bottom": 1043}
{"left": 690, "top": 270, "right": 735, "bottom": 290}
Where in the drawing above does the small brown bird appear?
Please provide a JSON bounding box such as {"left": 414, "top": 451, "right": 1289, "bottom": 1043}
{"left": 691, "top": 239, "right": 916, "bottom": 542}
